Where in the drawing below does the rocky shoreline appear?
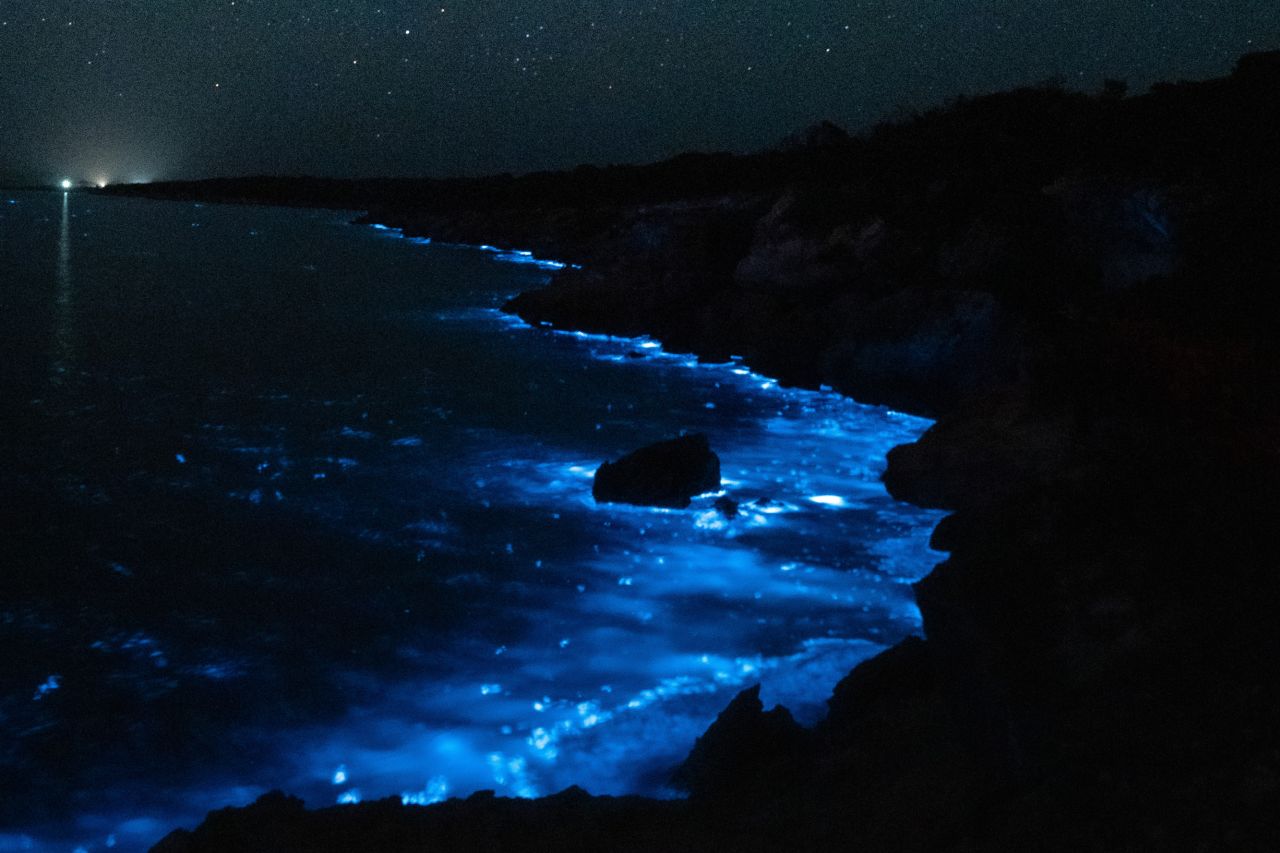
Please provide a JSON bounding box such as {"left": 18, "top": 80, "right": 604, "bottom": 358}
{"left": 127, "top": 53, "right": 1280, "bottom": 851}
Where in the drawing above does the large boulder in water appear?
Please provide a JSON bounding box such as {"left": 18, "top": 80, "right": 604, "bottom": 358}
{"left": 592, "top": 434, "right": 721, "bottom": 509}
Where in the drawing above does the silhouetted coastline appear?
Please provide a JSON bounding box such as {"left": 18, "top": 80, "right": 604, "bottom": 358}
{"left": 116, "top": 52, "right": 1280, "bottom": 851}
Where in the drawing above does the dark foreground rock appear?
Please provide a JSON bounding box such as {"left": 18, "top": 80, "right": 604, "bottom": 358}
{"left": 153, "top": 788, "right": 699, "bottom": 853}
{"left": 136, "top": 51, "right": 1280, "bottom": 852}
{"left": 592, "top": 434, "right": 721, "bottom": 509}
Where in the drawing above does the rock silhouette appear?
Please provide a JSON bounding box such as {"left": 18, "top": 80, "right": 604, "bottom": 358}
{"left": 592, "top": 434, "right": 721, "bottom": 509}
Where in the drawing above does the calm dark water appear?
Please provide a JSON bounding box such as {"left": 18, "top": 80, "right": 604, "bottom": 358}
{"left": 0, "top": 191, "right": 941, "bottom": 851}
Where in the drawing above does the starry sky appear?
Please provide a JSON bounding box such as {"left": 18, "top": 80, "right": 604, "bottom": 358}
{"left": 0, "top": 1, "right": 1275, "bottom": 184}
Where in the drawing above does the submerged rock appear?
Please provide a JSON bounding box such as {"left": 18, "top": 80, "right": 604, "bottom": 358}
{"left": 713, "top": 495, "right": 740, "bottom": 519}
{"left": 592, "top": 434, "right": 721, "bottom": 509}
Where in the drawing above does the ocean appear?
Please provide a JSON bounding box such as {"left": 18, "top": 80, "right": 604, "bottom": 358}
{"left": 0, "top": 190, "right": 941, "bottom": 851}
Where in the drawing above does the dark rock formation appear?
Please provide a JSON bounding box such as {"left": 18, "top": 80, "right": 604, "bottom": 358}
{"left": 592, "top": 434, "right": 721, "bottom": 509}
{"left": 671, "top": 685, "right": 813, "bottom": 806}
{"left": 713, "top": 496, "right": 739, "bottom": 519}
{"left": 882, "top": 394, "right": 1077, "bottom": 510}
{"left": 153, "top": 787, "right": 698, "bottom": 853}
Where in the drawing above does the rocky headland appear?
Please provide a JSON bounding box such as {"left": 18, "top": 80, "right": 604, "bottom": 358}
{"left": 119, "top": 52, "right": 1280, "bottom": 851}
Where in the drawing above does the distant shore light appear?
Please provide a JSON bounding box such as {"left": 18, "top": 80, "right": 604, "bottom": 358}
{"left": 60, "top": 179, "right": 73, "bottom": 190}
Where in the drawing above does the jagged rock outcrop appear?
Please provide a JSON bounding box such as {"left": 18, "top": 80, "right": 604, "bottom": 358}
{"left": 671, "top": 685, "right": 813, "bottom": 806}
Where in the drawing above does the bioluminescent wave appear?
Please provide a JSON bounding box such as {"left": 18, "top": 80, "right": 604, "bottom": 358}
{"left": 0, "top": 194, "right": 941, "bottom": 852}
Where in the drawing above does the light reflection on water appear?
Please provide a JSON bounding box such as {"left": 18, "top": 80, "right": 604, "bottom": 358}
{"left": 50, "top": 191, "right": 75, "bottom": 385}
{"left": 0, "top": 194, "right": 942, "bottom": 851}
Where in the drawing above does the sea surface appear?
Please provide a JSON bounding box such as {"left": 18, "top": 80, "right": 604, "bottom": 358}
{"left": 0, "top": 191, "right": 942, "bottom": 851}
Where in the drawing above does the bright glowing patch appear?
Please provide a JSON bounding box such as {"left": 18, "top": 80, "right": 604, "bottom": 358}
{"left": 809, "top": 495, "right": 847, "bottom": 507}
{"left": 401, "top": 776, "right": 449, "bottom": 806}
{"left": 60, "top": 179, "right": 73, "bottom": 190}
{"left": 694, "top": 510, "right": 729, "bottom": 531}
{"left": 32, "top": 675, "right": 61, "bottom": 700}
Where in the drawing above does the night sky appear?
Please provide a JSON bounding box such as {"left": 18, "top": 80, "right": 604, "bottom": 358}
{"left": 1, "top": 1, "right": 1275, "bottom": 183}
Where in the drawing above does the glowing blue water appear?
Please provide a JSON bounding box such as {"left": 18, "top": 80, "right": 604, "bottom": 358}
{"left": 0, "top": 192, "right": 941, "bottom": 851}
